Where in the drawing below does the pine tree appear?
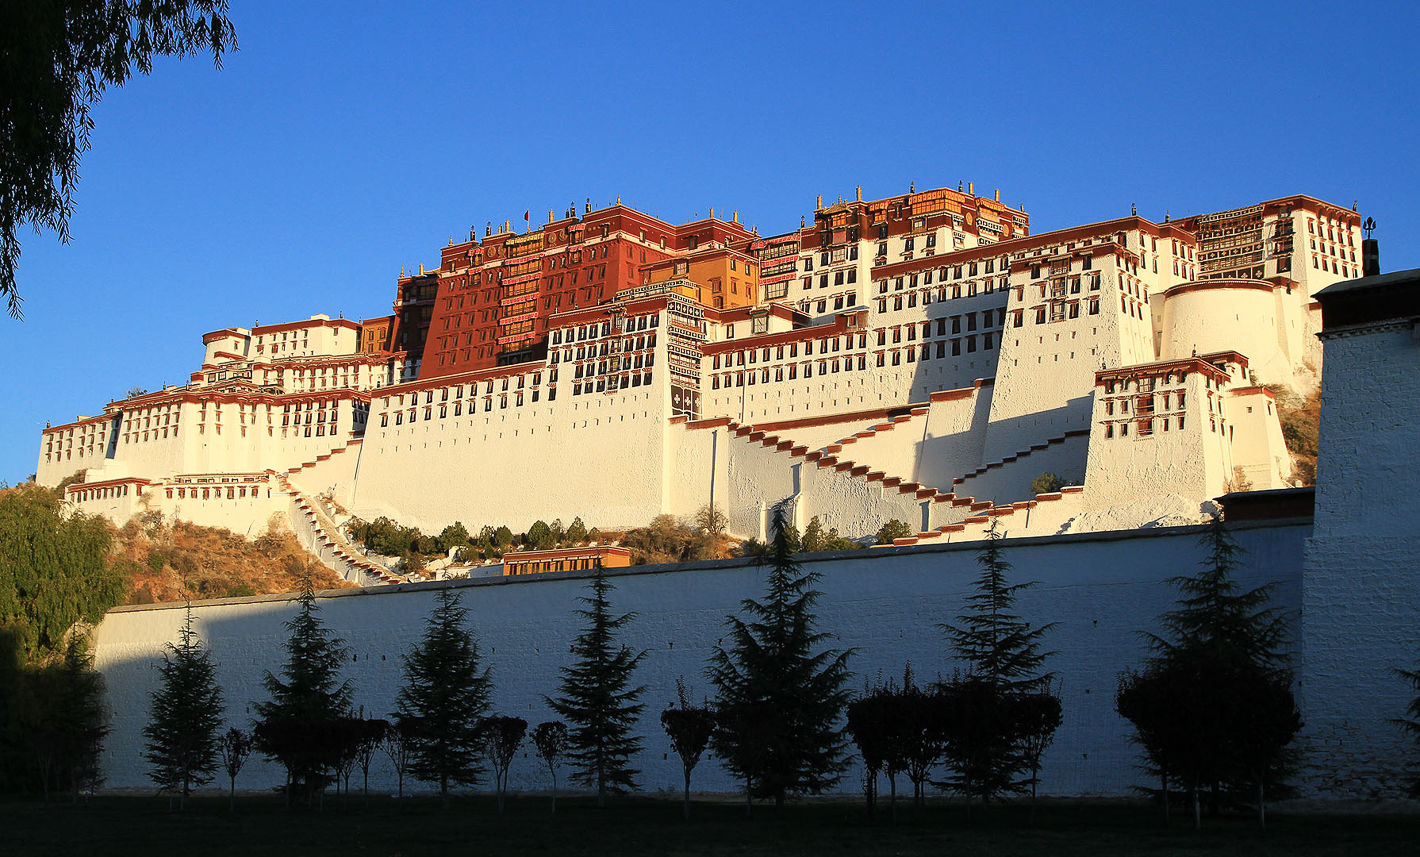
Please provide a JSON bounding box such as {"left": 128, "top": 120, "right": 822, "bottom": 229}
{"left": 252, "top": 576, "right": 353, "bottom": 805}
{"left": 709, "top": 505, "right": 854, "bottom": 809}
{"left": 936, "top": 520, "right": 1059, "bottom": 808}
{"left": 143, "top": 608, "right": 224, "bottom": 810}
{"left": 1151, "top": 515, "right": 1290, "bottom": 670}
{"left": 546, "top": 564, "right": 647, "bottom": 807}
{"left": 1117, "top": 515, "right": 1299, "bottom": 829}
{"left": 394, "top": 587, "right": 491, "bottom": 808}
{"left": 943, "top": 521, "right": 1056, "bottom": 693}
{"left": 31, "top": 635, "right": 111, "bottom": 802}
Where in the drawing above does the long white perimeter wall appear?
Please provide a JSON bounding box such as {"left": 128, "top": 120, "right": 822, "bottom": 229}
{"left": 92, "top": 520, "right": 1331, "bottom": 798}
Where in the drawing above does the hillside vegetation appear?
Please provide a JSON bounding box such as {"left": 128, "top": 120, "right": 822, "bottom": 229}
{"left": 1267, "top": 385, "right": 1321, "bottom": 485}
{"left": 111, "top": 512, "right": 351, "bottom": 604}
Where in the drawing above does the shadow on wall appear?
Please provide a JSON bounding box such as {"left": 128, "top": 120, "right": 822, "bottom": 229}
{"left": 89, "top": 521, "right": 1308, "bottom": 800}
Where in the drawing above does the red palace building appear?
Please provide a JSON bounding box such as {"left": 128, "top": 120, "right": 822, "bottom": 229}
{"left": 395, "top": 202, "right": 757, "bottom": 381}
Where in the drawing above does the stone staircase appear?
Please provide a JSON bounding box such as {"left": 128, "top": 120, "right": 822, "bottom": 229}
{"left": 949, "top": 428, "right": 1089, "bottom": 489}
{"left": 284, "top": 436, "right": 362, "bottom": 479}
{"left": 277, "top": 472, "right": 401, "bottom": 586}
{"left": 703, "top": 407, "right": 1088, "bottom": 547}
{"left": 876, "top": 486, "right": 1086, "bottom": 547}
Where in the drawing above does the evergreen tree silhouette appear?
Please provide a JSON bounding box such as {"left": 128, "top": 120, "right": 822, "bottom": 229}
{"left": 143, "top": 607, "right": 224, "bottom": 810}
{"left": 547, "top": 563, "right": 646, "bottom": 806}
{"left": 395, "top": 587, "right": 491, "bottom": 807}
{"left": 710, "top": 505, "right": 853, "bottom": 810}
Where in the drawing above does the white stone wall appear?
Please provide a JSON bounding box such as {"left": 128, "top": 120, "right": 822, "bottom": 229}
{"left": 90, "top": 521, "right": 1309, "bottom": 798}
{"left": 1159, "top": 282, "right": 1302, "bottom": 386}
{"left": 1226, "top": 388, "right": 1291, "bottom": 490}
{"left": 1301, "top": 320, "right": 1420, "bottom": 798}
{"left": 350, "top": 382, "right": 670, "bottom": 534}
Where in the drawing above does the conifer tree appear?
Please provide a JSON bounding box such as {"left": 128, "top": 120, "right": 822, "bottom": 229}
{"left": 936, "top": 520, "right": 1059, "bottom": 808}
{"left": 143, "top": 608, "right": 224, "bottom": 810}
{"left": 801, "top": 516, "right": 826, "bottom": 553}
{"left": 252, "top": 576, "right": 353, "bottom": 805}
{"left": 709, "top": 505, "right": 854, "bottom": 809}
{"left": 1117, "top": 515, "right": 1300, "bottom": 829}
{"left": 395, "top": 587, "right": 491, "bottom": 808}
{"left": 943, "top": 521, "right": 1056, "bottom": 693}
{"left": 546, "top": 564, "right": 647, "bottom": 807}
{"left": 31, "top": 634, "right": 111, "bottom": 802}
{"left": 1150, "top": 515, "right": 1289, "bottom": 669}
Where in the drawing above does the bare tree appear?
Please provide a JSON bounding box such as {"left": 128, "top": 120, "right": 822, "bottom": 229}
{"left": 532, "top": 721, "right": 568, "bottom": 815}
{"left": 382, "top": 721, "right": 416, "bottom": 800}
{"left": 660, "top": 678, "right": 716, "bottom": 820}
{"left": 481, "top": 716, "right": 528, "bottom": 816}
{"left": 216, "top": 727, "right": 252, "bottom": 812}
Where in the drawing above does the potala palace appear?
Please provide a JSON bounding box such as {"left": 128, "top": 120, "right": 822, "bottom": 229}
{"left": 38, "top": 186, "right": 1364, "bottom": 585}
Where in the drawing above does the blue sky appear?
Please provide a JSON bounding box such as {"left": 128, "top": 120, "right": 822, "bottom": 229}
{"left": 4, "top": 1, "right": 1418, "bottom": 484}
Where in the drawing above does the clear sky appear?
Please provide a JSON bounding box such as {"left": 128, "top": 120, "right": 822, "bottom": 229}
{"left": 4, "top": 1, "right": 1418, "bottom": 484}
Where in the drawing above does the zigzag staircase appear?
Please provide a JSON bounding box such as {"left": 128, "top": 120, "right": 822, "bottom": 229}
{"left": 276, "top": 470, "right": 402, "bottom": 586}
{"left": 707, "top": 407, "right": 1085, "bottom": 548}
{"left": 949, "top": 428, "right": 1090, "bottom": 489}
{"left": 284, "top": 436, "right": 362, "bottom": 479}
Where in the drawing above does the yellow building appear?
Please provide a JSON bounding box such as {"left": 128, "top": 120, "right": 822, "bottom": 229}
{"left": 642, "top": 247, "right": 760, "bottom": 310}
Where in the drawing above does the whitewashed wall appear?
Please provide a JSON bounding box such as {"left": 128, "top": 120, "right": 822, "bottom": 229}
{"left": 1301, "top": 318, "right": 1420, "bottom": 799}
{"left": 93, "top": 520, "right": 1310, "bottom": 798}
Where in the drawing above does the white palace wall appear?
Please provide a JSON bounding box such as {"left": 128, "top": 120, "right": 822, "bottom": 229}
{"left": 349, "top": 383, "right": 671, "bottom": 534}
{"left": 91, "top": 520, "right": 1309, "bottom": 798}
{"left": 1301, "top": 312, "right": 1420, "bottom": 799}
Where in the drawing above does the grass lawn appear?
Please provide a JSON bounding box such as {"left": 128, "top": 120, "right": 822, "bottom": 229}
{"left": 1, "top": 793, "right": 1416, "bottom": 857}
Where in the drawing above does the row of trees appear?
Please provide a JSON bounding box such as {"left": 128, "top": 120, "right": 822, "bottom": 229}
{"left": 138, "top": 508, "right": 1051, "bottom": 814}
{"left": 348, "top": 516, "right": 599, "bottom": 567}
{"left": 846, "top": 526, "right": 1063, "bottom": 821}
{"left": 35, "top": 501, "right": 1415, "bottom": 818}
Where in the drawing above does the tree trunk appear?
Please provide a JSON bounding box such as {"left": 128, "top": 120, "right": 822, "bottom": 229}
{"left": 440, "top": 775, "right": 449, "bottom": 809}
{"left": 1030, "top": 765, "right": 1039, "bottom": 825}
{"left": 1258, "top": 779, "right": 1266, "bottom": 830}
{"left": 229, "top": 775, "right": 236, "bottom": 813}
{"left": 1192, "top": 785, "right": 1201, "bottom": 831}
{"left": 888, "top": 772, "right": 897, "bottom": 824}
{"left": 1160, "top": 769, "right": 1169, "bottom": 825}
{"left": 551, "top": 771, "right": 558, "bottom": 815}
{"left": 683, "top": 768, "right": 692, "bottom": 820}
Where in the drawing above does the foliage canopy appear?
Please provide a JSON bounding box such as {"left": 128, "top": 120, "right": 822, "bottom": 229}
{"left": 0, "top": 1, "right": 237, "bottom": 316}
